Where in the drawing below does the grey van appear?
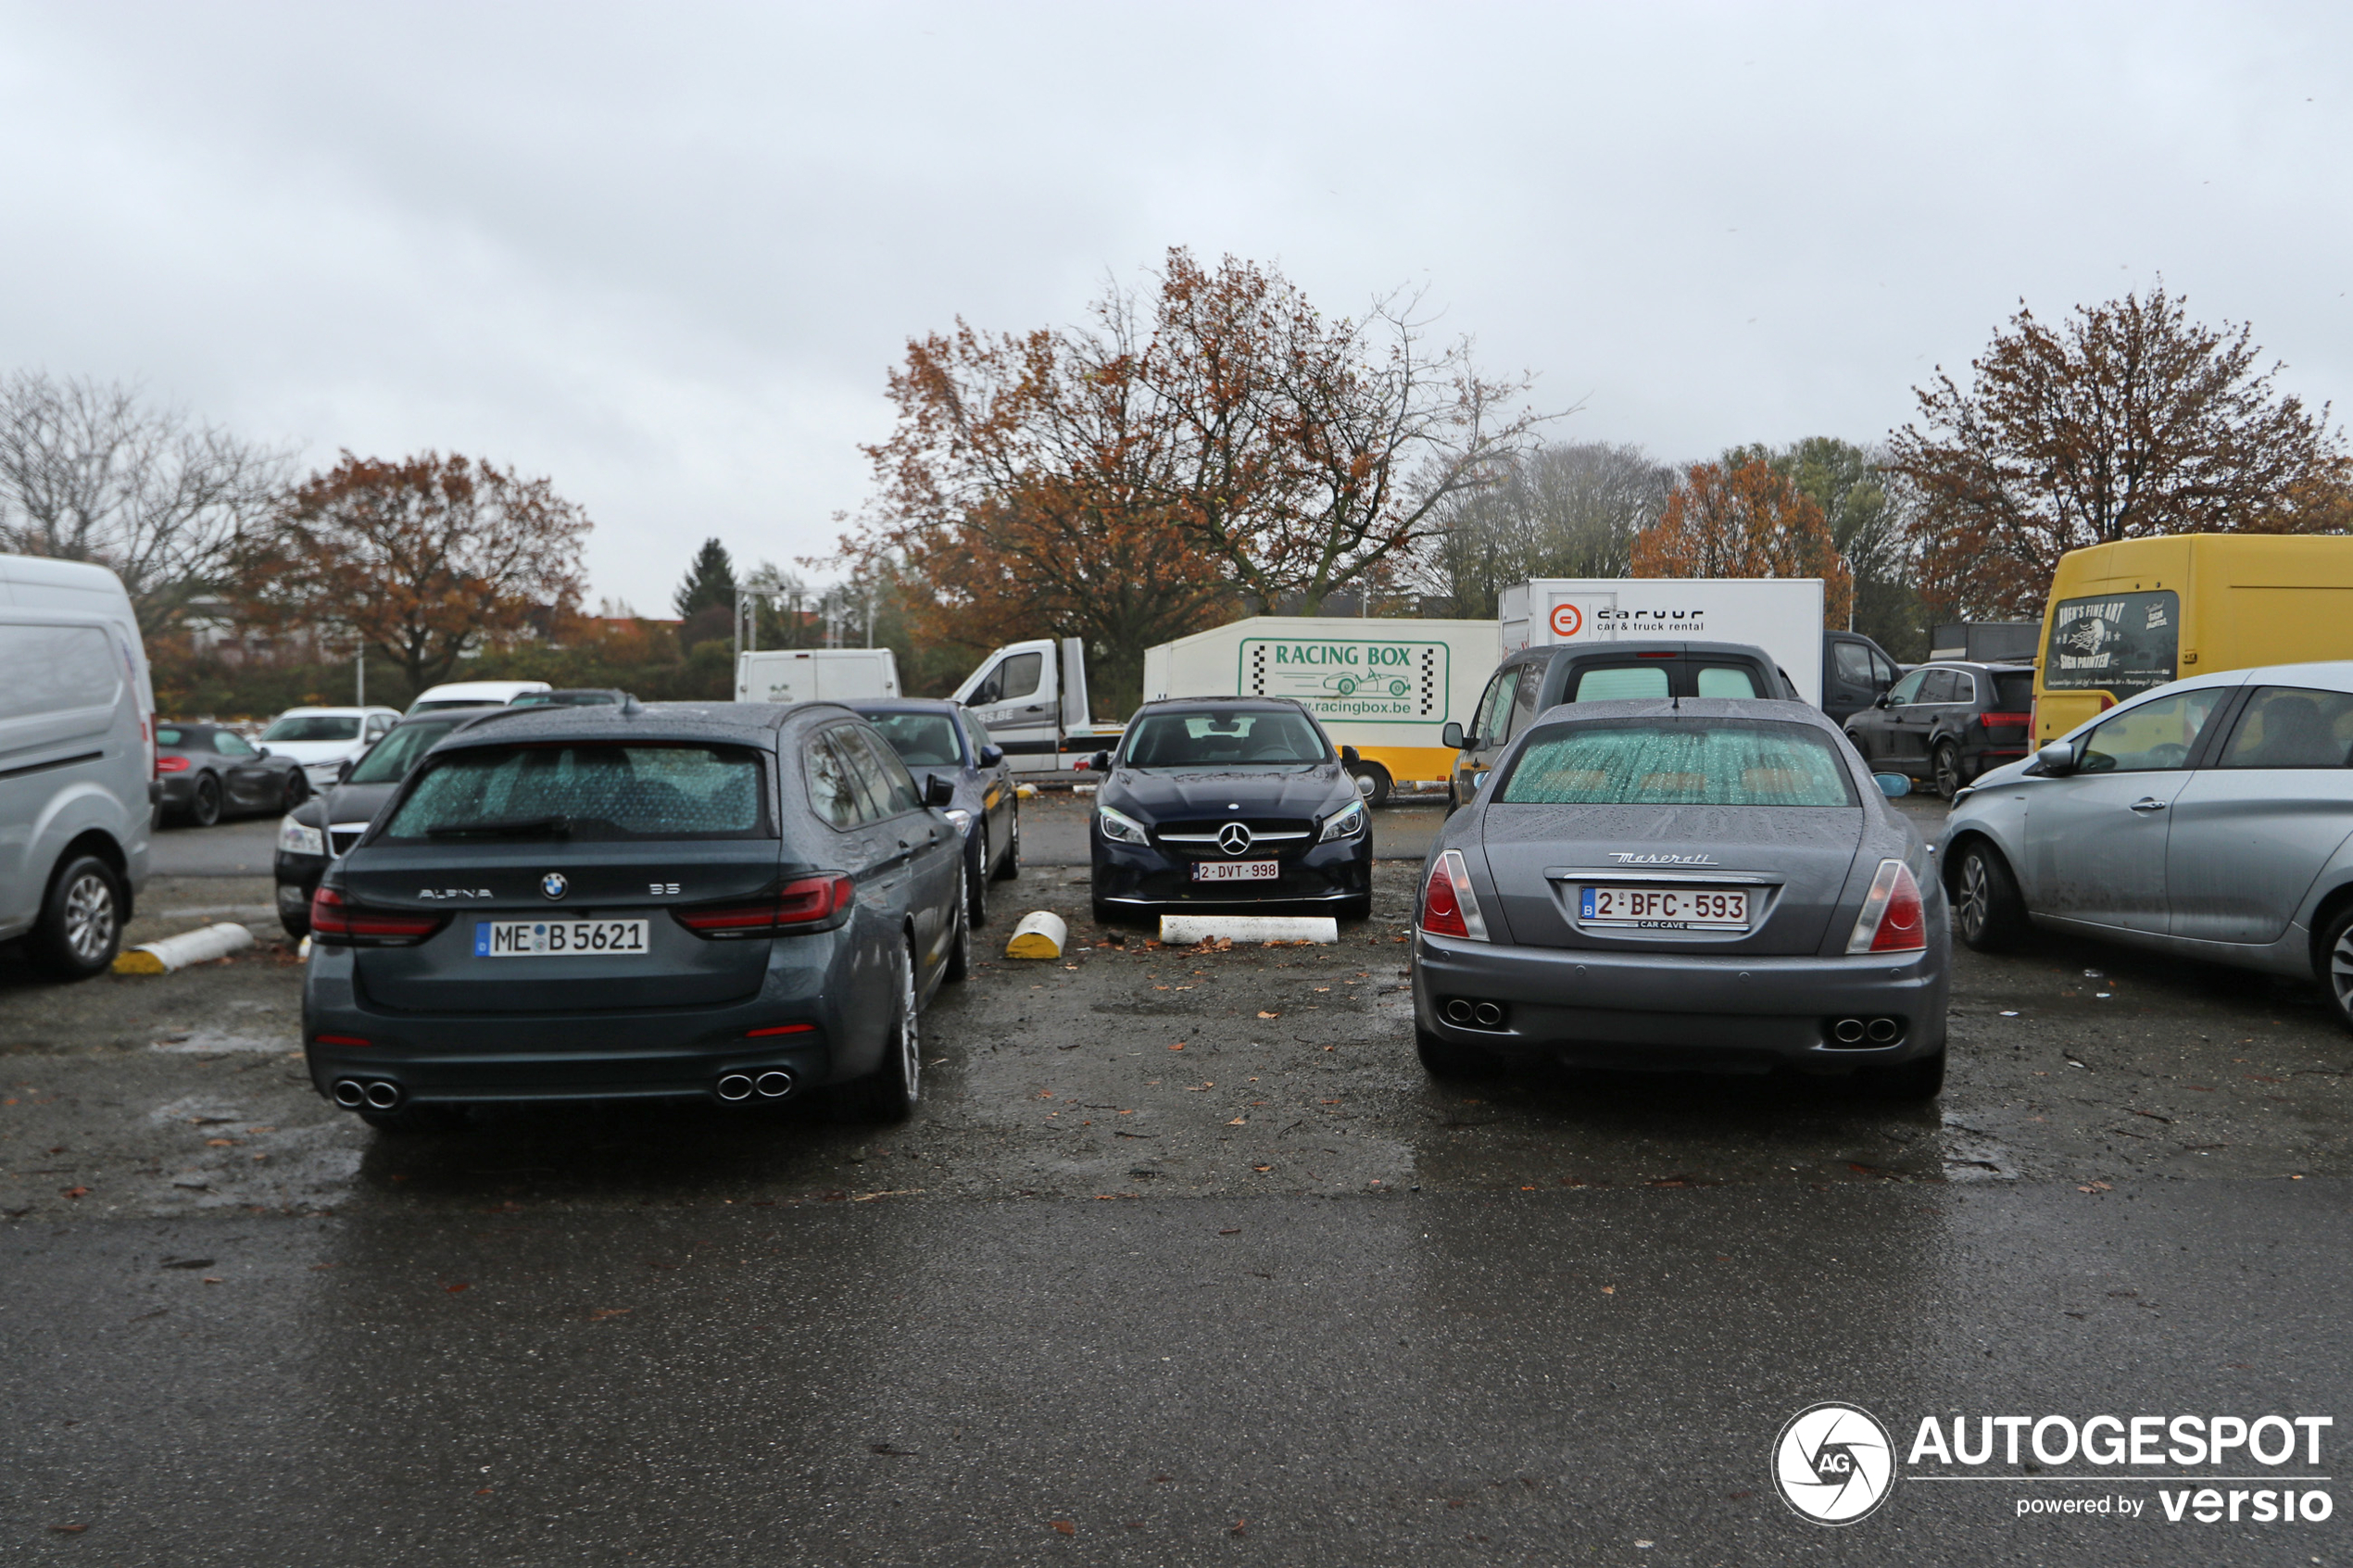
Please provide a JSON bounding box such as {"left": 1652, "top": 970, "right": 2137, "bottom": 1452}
{"left": 0, "top": 555, "right": 154, "bottom": 978}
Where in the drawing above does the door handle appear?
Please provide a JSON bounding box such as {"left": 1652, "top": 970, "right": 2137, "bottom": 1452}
{"left": 2128, "top": 797, "right": 2168, "bottom": 813}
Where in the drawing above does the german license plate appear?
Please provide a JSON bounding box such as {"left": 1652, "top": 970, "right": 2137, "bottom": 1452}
{"left": 1578, "top": 885, "right": 1750, "bottom": 931}
{"left": 1192, "top": 860, "right": 1279, "bottom": 883}
{"left": 474, "top": 919, "right": 650, "bottom": 957}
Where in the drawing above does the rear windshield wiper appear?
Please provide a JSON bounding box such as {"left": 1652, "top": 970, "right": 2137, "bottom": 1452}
{"left": 424, "top": 814, "right": 573, "bottom": 839}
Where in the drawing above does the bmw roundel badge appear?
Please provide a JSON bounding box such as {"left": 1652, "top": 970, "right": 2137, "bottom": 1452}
{"left": 541, "top": 872, "right": 568, "bottom": 900}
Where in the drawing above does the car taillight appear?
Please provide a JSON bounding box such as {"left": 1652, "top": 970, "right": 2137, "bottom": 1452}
{"left": 1845, "top": 859, "right": 1927, "bottom": 954}
{"left": 1416, "top": 849, "right": 1490, "bottom": 941}
{"left": 156, "top": 755, "right": 190, "bottom": 773}
{"left": 673, "top": 873, "right": 856, "bottom": 938}
{"left": 1979, "top": 712, "right": 2030, "bottom": 729}
{"left": 308, "top": 885, "right": 447, "bottom": 947}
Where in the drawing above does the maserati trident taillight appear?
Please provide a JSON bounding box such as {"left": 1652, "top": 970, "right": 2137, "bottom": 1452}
{"left": 1417, "top": 849, "right": 1490, "bottom": 941}
{"left": 1846, "top": 859, "right": 1927, "bottom": 954}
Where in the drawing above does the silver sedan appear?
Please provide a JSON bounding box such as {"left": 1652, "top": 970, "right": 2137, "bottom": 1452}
{"left": 1938, "top": 660, "right": 2353, "bottom": 1033}
{"left": 1412, "top": 698, "right": 1951, "bottom": 1098}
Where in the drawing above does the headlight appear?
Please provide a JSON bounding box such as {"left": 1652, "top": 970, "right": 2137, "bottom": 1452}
{"left": 1318, "top": 798, "right": 1367, "bottom": 841}
{"left": 1096, "top": 805, "right": 1151, "bottom": 846}
{"left": 277, "top": 814, "right": 325, "bottom": 856}
{"left": 943, "top": 808, "right": 974, "bottom": 835}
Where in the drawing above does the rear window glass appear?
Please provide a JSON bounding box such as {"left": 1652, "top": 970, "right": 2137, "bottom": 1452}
{"left": 1993, "top": 672, "right": 2034, "bottom": 711}
{"left": 859, "top": 711, "right": 963, "bottom": 767}
{"left": 156, "top": 726, "right": 185, "bottom": 746}
{"left": 1499, "top": 721, "right": 1857, "bottom": 807}
{"left": 262, "top": 715, "right": 360, "bottom": 742}
{"left": 382, "top": 744, "right": 769, "bottom": 840}
{"left": 1694, "top": 665, "right": 1758, "bottom": 698}
{"left": 1572, "top": 666, "right": 1669, "bottom": 701}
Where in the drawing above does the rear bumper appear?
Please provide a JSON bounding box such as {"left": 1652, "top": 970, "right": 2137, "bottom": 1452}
{"left": 300, "top": 931, "right": 867, "bottom": 1105}
{"left": 1412, "top": 929, "right": 1948, "bottom": 1073}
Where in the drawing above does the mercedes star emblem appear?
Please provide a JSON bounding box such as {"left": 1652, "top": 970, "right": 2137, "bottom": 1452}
{"left": 1216, "top": 822, "right": 1254, "bottom": 856}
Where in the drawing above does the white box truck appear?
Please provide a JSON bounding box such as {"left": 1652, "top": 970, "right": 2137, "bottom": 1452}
{"left": 734, "top": 646, "right": 901, "bottom": 705}
{"left": 1499, "top": 578, "right": 1827, "bottom": 706}
{"left": 1139, "top": 617, "right": 1502, "bottom": 802}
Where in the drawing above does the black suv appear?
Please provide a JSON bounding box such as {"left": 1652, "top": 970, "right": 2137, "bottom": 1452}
{"left": 1844, "top": 661, "right": 2034, "bottom": 797}
{"left": 1443, "top": 640, "right": 1795, "bottom": 809}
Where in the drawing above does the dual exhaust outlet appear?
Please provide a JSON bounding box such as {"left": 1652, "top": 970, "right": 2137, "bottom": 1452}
{"left": 332, "top": 1078, "right": 404, "bottom": 1111}
{"left": 716, "top": 1071, "right": 797, "bottom": 1102}
{"left": 1441, "top": 997, "right": 1509, "bottom": 1031}
{"left": 1830, "top": 1016, "right": 1905, "bottom": 1047}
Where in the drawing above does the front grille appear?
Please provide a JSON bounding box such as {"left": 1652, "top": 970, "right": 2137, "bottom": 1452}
{"left": 1151, "top": 817, "right": 1315, "bottom": 859}
{"left": 329, "top": 827, "right": 367, "bottom": 857}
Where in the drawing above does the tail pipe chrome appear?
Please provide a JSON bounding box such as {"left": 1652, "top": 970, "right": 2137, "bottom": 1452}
{"left": 333, "top": 1079, "right": 368, "bottom": 1109}
{"left": 754, "top": 1071, "right": 795, "bottom": 1099}
{"left": 715, "top": 1073, "right": 754, "bottom": 1102}
{"left": 361, "top": 1080, "right": 403, "bottom": 1111}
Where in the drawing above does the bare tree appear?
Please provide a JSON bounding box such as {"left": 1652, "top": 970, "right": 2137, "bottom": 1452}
{"left": 0, "top": 372, "right": 290, "bottom": 634}
{"left": 1416, "top": 440, "right": 1675, "bottom": 616}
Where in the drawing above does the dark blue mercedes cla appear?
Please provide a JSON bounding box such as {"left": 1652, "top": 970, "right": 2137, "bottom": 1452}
{"left": 1088, "top": 697, "right": 1373, "bottom": 923}
{"left": 302, "top": 701, "right": 969, "bottom": 1132}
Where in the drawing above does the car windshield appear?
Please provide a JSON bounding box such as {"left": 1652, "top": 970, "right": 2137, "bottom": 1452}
{"left": 1122, "top": 710, "right": 1328, "bottom": 769}
{"left": 381, "top": 743, "right": 769, "bottom": 840}
{"left": 1500, "top": 721, "right": 1857, "bottom": 807}
{"left": 261, "top": 714, "right": 361, "bottom": 742}
{"left": 346, "top": 719, "right": 472, "bottom": 784}
{"left": 858, "top": 711, "right": 963, "bottom": 767}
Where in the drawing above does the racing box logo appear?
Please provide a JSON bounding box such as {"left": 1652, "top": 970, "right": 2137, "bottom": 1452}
{"left": 1774, "top": 1403, "right": 1896, "bottom": 1524}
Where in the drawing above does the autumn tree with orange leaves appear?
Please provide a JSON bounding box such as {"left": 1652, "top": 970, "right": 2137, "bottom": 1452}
{"left": 843, "top": 249, "right": 1544, "bottom": 711}
{"left": 1886, "top": 284, "right": 2353, "bottom": 620}
{"left": 237, "top": 452, "right": 590, "bottom": 694}
{"left": 1631, "top": 458, "right": 1853, "bottom": 627}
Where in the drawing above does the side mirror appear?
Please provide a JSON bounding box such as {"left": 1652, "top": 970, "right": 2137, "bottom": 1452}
{"left": 1875, "top": 693, "right": 1895, "bottom": 709}
{"left": 2034, "top": 739, "right": 2076, "bottom": 777}
{"left": 1874, "top": 772, "right": 1912, "bottom": 798}
{"left": 925, "top": 773, "right": 956, "bottom": 809}
{"left": 1441, "top": 721, "right": 1465, "bottom": 749}
{"left": 1089, "top": 751, "right": 1114, "bottom": 773}
{"left": 1340, "top": 745, "right": 1360, "bottom": 765}
{"left": 335, "top": 759, "right": 355, "bottom": 784}
{"left": 977, "top": 745, "right": 1004, "bottom": 768}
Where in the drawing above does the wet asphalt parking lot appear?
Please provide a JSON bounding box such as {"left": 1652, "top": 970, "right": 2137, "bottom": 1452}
{"left": 3, "top": 792, "right": 2348, "bottom": 1564}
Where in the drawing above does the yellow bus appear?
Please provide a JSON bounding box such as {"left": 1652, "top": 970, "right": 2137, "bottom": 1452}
{"left": 2033, "top": 533, "right": 2353, "bottom": 743}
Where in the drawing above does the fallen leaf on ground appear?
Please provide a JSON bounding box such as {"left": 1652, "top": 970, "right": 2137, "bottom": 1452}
{"left": 48, "top": 1524, "right": 85, "bottom": 1535}
{"left": 445, "top": 1282, "right": 471, "bottom": 1293}
{"left": 1167, "top": 1042, "right": 1185, "bottom": 1051}
{"left": 1051, "top": 1520, "right": 1076, "bottom": 1535}
{"left": 61, "top": 1186, "right": 87, "bottom": 1198}
{"left": 589, "top": 1308, "right": 632, "bottom": 1321}
{"left": 1256, "top": 1010, "right": 1279, "bottom": 1019}
{"left": 1227, "top": 1117, "right": 1246, "bottom": 1125}
{"left": 1600, "top": 1286, "right": 1616, "bottom": 1295}
{"left": 1218, "top": 1228, "right": 1240, "bottom": 1236}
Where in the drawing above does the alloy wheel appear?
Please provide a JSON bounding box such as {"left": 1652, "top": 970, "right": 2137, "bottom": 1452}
{"left": 191, "top": 776, "right": 221, "bottom": 827}
{"left": 896, "top": 944, "right": 921, "bottom": 1107}
{"left": 1957, "top": 853, "right": 1989, "bottom": 941}
{"left": 1934, "top": 745, "right": 1961, "bottom": 799}
{"left": 61, "top": 871, "right": 116, "bottom": 964}
{"left": 2332, "top": 927, "right": 2353, "bottom": 1020}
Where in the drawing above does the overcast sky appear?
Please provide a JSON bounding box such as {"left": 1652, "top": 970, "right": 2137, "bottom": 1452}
{"left": 6, "top": 2, "right": 2349, "bottom": 610}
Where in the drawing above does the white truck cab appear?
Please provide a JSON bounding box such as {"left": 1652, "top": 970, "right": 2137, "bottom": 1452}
{"left": 951, "top": 637, "right": 1118, "bottom": 774}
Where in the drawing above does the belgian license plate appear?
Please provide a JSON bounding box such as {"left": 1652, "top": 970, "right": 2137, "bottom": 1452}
{"left": 1192, "top": 860, "right": 1279, "bottom": 883}
{"left": 474, "top": 919, "right": 650, "bottom": 957}
{"left": 1578, "top": 885, "right": 1750, "bottom": 931}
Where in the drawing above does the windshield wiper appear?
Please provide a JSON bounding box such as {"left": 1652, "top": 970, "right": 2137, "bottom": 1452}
{"left": 424, "top": 814, "right": 572, "bottom": 839}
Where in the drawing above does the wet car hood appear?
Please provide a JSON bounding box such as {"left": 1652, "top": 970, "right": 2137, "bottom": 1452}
{"left": 1104, "top": 766, "right": 1355, "bottom": 822}
{"left": 321, "top": 781, "right": 400, "bottom": 826}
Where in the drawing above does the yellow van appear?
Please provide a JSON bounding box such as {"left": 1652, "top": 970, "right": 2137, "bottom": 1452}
{"left": 2033, "top": 533, "right": 2353, "bottom": 742}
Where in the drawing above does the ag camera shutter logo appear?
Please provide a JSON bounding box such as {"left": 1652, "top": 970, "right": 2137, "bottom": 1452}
{"left": 1774, "top": 1403, "right": 1896, "bottom": 1524}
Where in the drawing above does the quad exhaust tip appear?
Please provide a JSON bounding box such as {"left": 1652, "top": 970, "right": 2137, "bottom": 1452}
{"left": 716, "top": 1073, "right": 754, "bottom": 1102}
{"left": 333, "top": 1079, "right": 367, "bottom": 1108}
{"left": 754, "top": 1071, "right": 795, "bottom": 1099}
{"left": 1830, "top": 1017, "right": 1905, "bottom": 1047}
{"left": 362, "top": 1080, "right": 403, "bottom": 1111}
